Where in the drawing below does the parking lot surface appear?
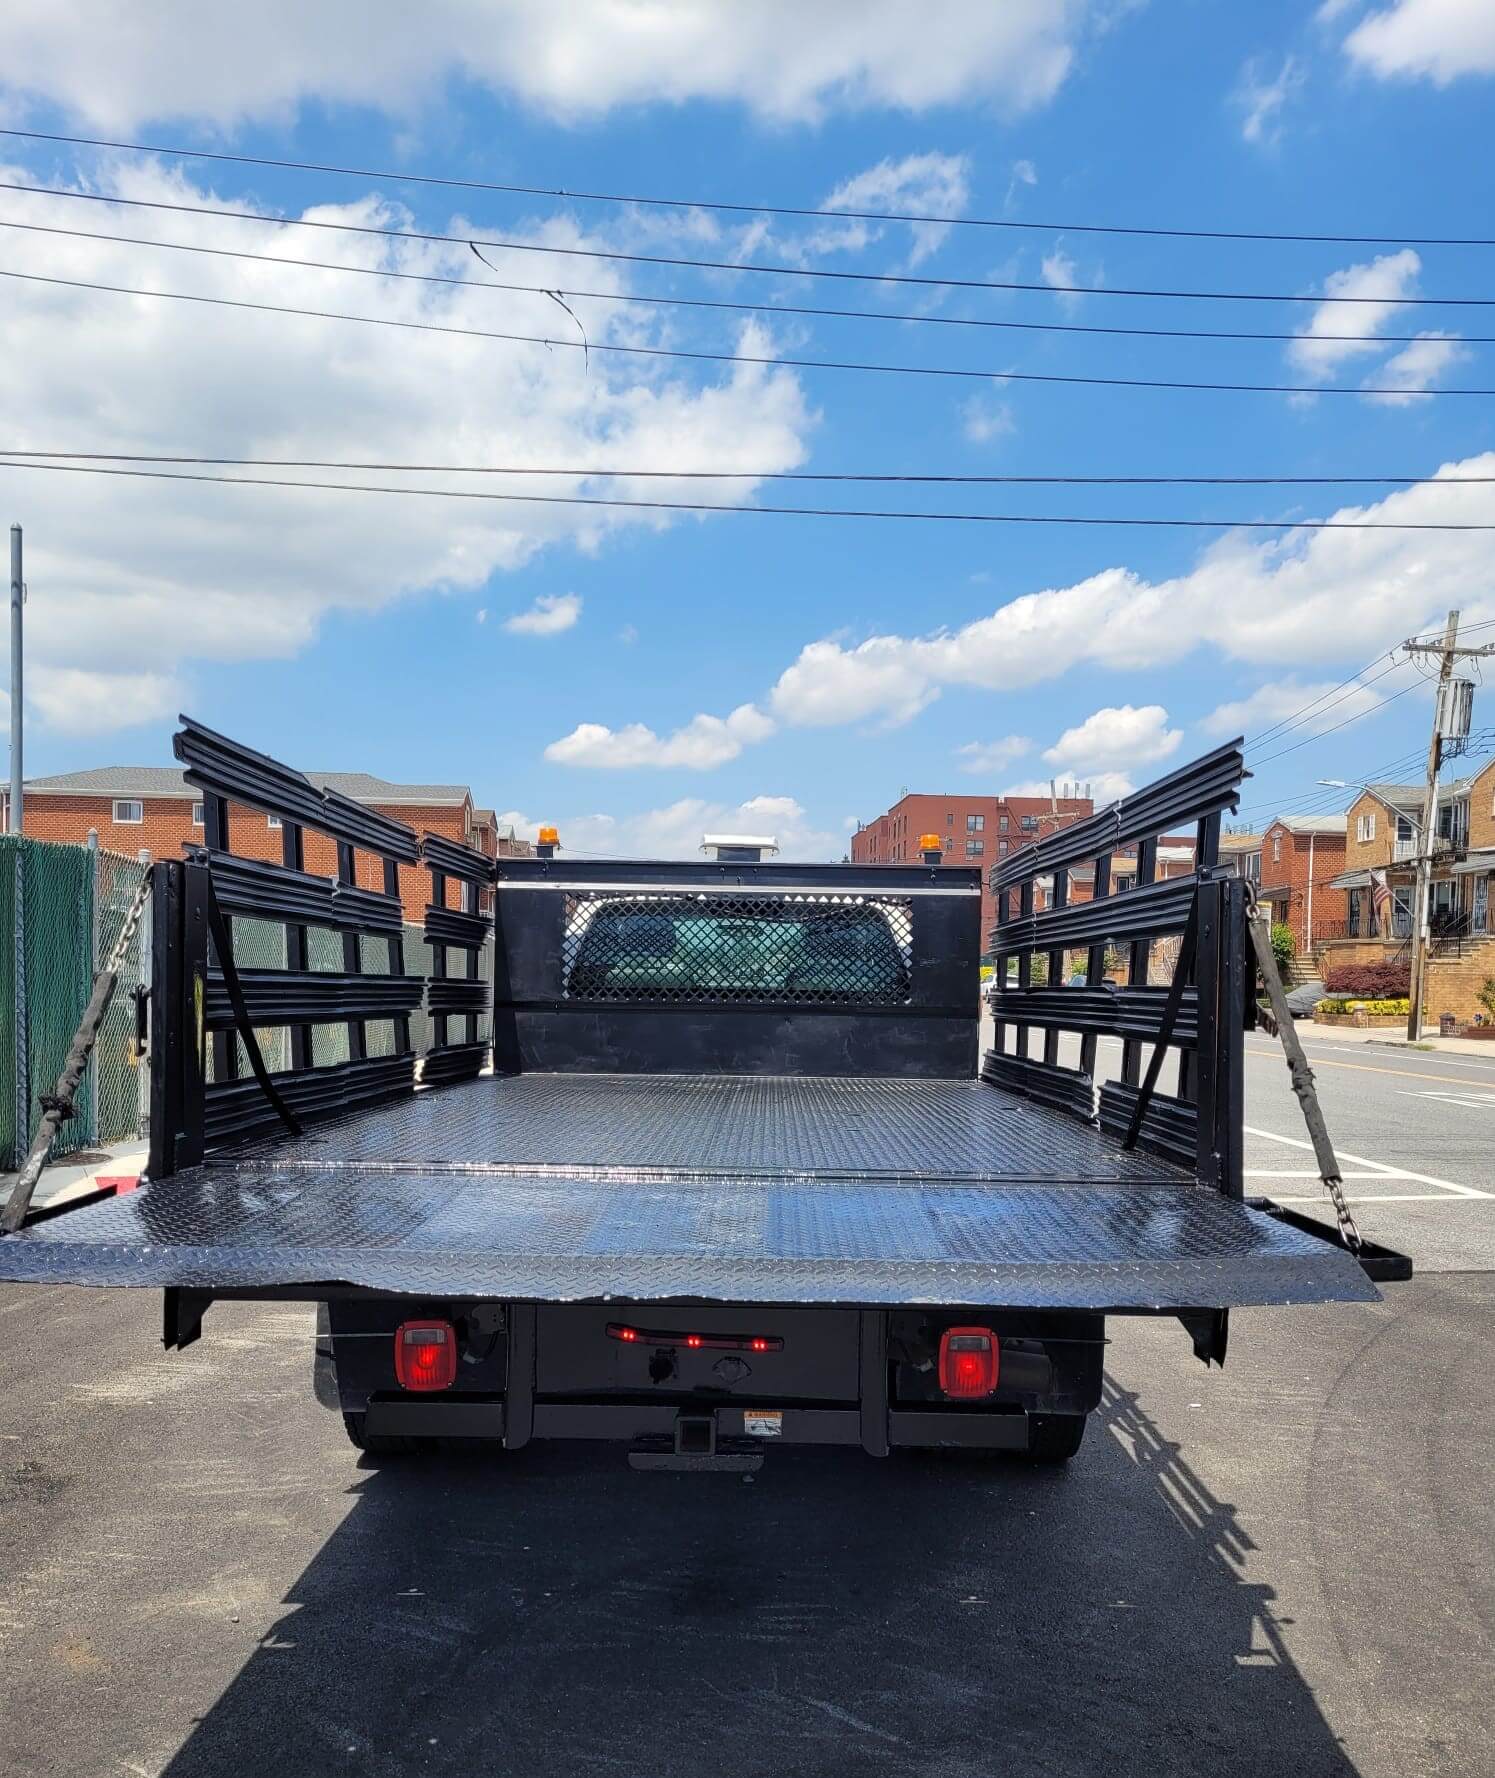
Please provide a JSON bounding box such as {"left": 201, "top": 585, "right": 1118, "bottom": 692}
{"left": 1, "top": 1025, "right": 1490, "bottom": 1777}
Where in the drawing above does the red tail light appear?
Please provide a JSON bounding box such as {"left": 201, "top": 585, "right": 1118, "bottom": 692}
{"left": 394, "top": 1319, "right": 457, "bottom": 1392}
{"left": 938, "top": 1327, "right": 1000, "bottom": 1399}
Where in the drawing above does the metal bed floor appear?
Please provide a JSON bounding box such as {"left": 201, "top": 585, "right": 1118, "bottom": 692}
{"left": 0, "top": 1074, "right": 1378, "bottom": 1308}
{"left": 225, "top": 1072, "right": 1193, "bottom": 1186}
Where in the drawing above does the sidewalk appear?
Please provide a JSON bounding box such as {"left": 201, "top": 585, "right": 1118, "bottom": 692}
{"left": 0, "top": 1137, "right": 148, "bottom": 1214}
{"left": 1300, "top": 1020, "right": 1495, "bottom": 1058}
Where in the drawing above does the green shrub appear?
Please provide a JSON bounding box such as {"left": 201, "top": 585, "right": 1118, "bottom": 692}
{"left": 1270, "top": 923, "right": 1295, "bottom": 972}
{"left": 1316, "top": 996, "right": 1411, "bottom": 1016}
{"left": 1479, "top": 977, "right": 1495, "bottom": 1020}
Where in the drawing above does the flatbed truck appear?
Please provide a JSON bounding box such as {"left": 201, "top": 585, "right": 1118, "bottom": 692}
{"left": 0, "top": 719, "right": 1404, "bottom": 1472}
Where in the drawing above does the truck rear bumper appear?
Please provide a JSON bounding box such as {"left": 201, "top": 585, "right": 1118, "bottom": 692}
{"left": 361, "top": 1397, "right": 1033, "bottom": 1453}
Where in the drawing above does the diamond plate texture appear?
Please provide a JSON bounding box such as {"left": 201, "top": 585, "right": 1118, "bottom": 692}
{"left": 236, "top": 1073, "right": 1184, "bottom": 1184}
{"left": 0, "top": 1168, "right": 1376, "bottom": 1306}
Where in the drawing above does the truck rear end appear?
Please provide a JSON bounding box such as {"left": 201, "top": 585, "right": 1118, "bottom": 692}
{"left": 0, "top": 720, "right": 1400, "bottom": 1472}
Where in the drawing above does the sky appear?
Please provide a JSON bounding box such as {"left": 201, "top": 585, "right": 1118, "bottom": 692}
{"left": 1, "top": 0, "right": 1494, "bottom": 857}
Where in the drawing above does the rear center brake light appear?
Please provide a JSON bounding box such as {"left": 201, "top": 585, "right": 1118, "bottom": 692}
{"left": 607, "top": 1323, "right": 782, "bottom": 1353}
{"left": 938, "top": 1327, "right": 1000, "bottom": 1399}
{"left": 394, "top": 1319, "right": 457, "bottom": 1392}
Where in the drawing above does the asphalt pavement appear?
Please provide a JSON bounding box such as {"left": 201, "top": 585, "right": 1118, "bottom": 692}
{"left": 0, "top": 1025, "right": 1490, "bottom": 1777}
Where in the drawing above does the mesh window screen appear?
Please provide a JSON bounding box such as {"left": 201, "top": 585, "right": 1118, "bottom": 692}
{"left": 561, "top": 891, "right": 913, "bottom": 1006}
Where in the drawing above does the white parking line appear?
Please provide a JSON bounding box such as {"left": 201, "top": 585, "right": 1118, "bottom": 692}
{"left": 1245, "top": 1169, "right": 1418, "bottom": 1180}
{"left": 1266, "top": 1192, "right": 1477, "bottom": 1205}
{"left": 1399, "top": 1089, "right": 1495, "bottom": 1110}
{"left": 1242, "top": 1123, "right": 1494, "bottom": 1199}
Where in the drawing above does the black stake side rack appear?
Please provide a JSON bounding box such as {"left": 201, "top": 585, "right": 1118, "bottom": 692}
{"left": 150, "top": 716, "right": 495, "bottom": 1174}
{"left": 987, "top": 740, "right": 1249, "bottom": 1195}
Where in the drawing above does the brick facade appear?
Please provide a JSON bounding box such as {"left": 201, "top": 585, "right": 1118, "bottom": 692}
{"left": 850, "top": 791, "right": 1094, "bottom": 952}
{"left": 1258, "top": 819, "right": 1348, "bottom": 953}
{"left": 15, "top": 788, "right": 493, "bottom": 924}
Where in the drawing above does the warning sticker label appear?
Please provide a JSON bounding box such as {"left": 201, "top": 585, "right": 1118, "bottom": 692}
{"left": 743, "top": 1410, "right": 783, "bottom": 1438}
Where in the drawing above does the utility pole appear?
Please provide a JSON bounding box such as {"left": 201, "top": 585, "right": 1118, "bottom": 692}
{"left": 1403, "top": 609, "right": 1495, "bottom": 1040}
{"left": 7, "top": 524, "right": 19, "bottom": 835}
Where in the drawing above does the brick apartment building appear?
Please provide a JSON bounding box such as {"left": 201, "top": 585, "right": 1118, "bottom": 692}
{"left": 1309, "top": 762, "right": 1495, "bottom": 1023}
{"left": 8, "top": 767, "right": 524, "bottom": 924}
{"left": 850, "top": 789, "right": 1095, "bottom": 948}
{"left": 1257, "top": 813, "right": 1348, "bottom": 953}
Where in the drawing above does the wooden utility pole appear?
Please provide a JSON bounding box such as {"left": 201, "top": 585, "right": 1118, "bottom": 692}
{"left": 1403, "top": 610, "right": 1495, "bottom": 1040}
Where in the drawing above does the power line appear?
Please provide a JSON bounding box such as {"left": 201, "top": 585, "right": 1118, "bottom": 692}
{"left": 1235, "top": 742, "right": 1431, "bottom": 818}
{"left": 5, "top": 124, "right": 1493, "bottom": 251}
{"left": 6, "top": 215, "right": 1492, "bottom": 348}
{"left": 1249, "top": 676, "right": 1424, "bottom": 766}
{"left": 3, "top": 457, "right": 1495, "bottom": 530}
{"left": 1246, "top": 655, "right": 1405, "bottom": 748}
{"left": 8, "top": 267, "right": 1495, "bottom": 399}
{"left": 1, "top": 448, "right": 1491, "bottom": 490}
{"left": 4, "top": 178, "right": 1493, "bottom": 307}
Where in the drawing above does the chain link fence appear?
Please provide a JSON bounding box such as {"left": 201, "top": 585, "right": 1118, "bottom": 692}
{"left": 1, "top": 836, "right": 149, "bottom": 1170}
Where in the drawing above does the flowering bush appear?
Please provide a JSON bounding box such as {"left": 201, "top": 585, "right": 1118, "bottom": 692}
{"left": 1323, "top": 962, "right": 1410, "bottom": 998}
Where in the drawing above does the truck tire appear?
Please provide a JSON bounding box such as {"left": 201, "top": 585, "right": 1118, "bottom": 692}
{"left": 341, "top": 1411, "right": 425, "bottom": 1457}
{"left": 1023, "top": 1412, "right": 1087, "bottom": 1464}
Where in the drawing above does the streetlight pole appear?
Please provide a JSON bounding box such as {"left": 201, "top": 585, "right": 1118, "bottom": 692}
{"left": 7, "top": 524, "right": 19, "bottom": 835}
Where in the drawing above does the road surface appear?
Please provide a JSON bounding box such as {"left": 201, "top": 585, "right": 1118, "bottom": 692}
{"left": 0, "top": 1024, "right": 1490, "bottom": 1777}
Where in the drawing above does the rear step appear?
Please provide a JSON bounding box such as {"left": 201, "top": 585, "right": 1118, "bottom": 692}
{"left": 627, "top": 1411, "right": 764, "bottom": 1473}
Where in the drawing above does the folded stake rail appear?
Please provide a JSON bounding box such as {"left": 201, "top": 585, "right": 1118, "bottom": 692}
{"left": 0, "top": 718, "right": 1405, "bottom": 1471}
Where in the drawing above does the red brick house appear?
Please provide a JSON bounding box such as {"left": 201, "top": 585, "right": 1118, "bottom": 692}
{"left": 1258, "top": 813, "right": 1348, "bottom": 953}
{"left": 10, "top": 766, "right": 520, "bottom": 924}
{"left": 851, "top": 790, "right": 1094, "bottom": 949}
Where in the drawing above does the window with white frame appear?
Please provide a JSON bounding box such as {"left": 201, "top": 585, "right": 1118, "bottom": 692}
{"left": 112, "top": 799, "right": 143, "bottom": 824}
{"left": 1272, "top": 831, "right": 1281, "bottom": 864}
{"left": 191, "top": 801, "right": 204, "bottom": 827}
{"left": 1356, "top": 812, "right": 1376, "bottom": 843}
{"left": 965, "top": 838, "right": 984, "bottom": 856}
{"left": 267, "top": 814, "right": 282, "bottom": 830}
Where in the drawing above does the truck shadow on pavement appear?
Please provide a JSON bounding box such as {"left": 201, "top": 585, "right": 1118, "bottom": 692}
{"left": 160, "top": 1380, "right": 1359, "bottom": 1778}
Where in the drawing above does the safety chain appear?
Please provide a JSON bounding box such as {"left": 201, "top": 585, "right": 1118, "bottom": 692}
{"left": 1245, "top": 882, "right": 1363, "bottom": 1255}
{"left": 105, "top": 864, "right": 154, "bottom": 975}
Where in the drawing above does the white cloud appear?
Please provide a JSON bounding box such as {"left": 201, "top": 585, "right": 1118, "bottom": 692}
{"left": 1363, "top": 330, "right": 1468, "bottom": 403}
{"left": 763, "top": 457, "right": 1495, "bottom": 724}
{"left": 1234, "top": 53, "right": 1304, "bottom": 144}
{"left": 1200, "top": 677, "right": 1387, "bottom": 738}
{"left": 770, "top": 637, "right": 942, "bottom": 728}
{"left": 544, "top": 703, "right": 775, "bottom": 769}
{"left": 1041, "top": 245, "right": 1084, "bottom": 313}
{"left": 1342, "top": 0, "right": 1495, "bottom": 82}
{"left": 1005, "top": 160, "right": 1039, "bottom": 207}
{"left": 1289, "top": 249, "right": 1422, "bottom": 378}
{"left": 475, "top": 608, "right": 488, "bottom": 625}
{"left": 956, "top": 735, "right": 1032, "bottom": 774}
{"left": 0, "top": 163, "right": 812, "bottom": 732}
{"left": 1043, "top": 703, "right": 1182, "bottom": 772}
{"left": 960, "top": 391, "right": 1017, "bottom": 443}
{"left": 26, "top": 666, "right": 181, "bottom": 734}
{"left": 496, "top": 793, "right": 838, "bottom": 861}
{"left": 822, "top": 152, "right": 971, "bottom": 265}
{"left": 504, "top": 592, "right": 582, "bottom": 636}
{"left": 0, "top": 2, "right": 1101, "bottom": 128}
